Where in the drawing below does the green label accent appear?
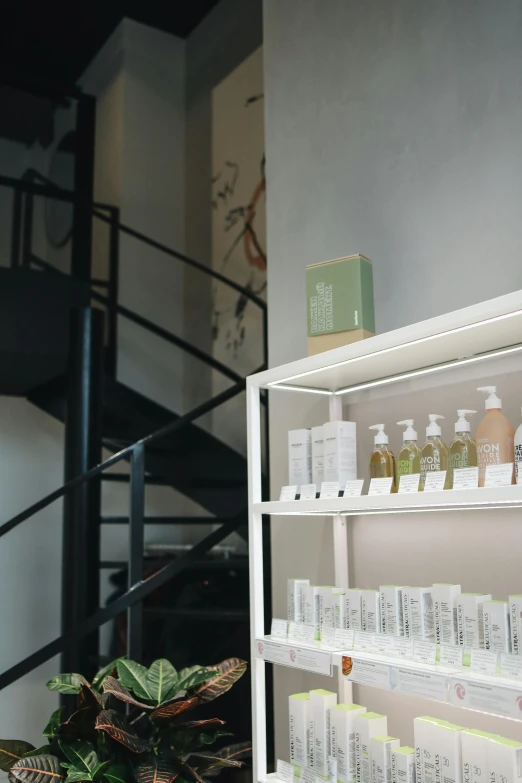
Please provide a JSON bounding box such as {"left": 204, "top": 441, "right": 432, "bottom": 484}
{"left": 306, "top": 256, "right": 375, "bottom": 336}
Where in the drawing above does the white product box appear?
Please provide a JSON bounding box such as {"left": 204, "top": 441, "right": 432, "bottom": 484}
{"left": 436, "top": 722, "right": 465, "bottom": 783}
{"left": 371, "top": 736, "right": 400, "bottom": 783}
{"left": 289, "top": 692, "right": 310, "bottom": 767}
{"left": 324, "top": 420, "right": 357, "bottom": 484}
{"left": 379, "top": 586, "right": 404, "bottom": 636}
{"left": 288, "top": 579, "right": 310, "bottom": 622}
{"left": 318, "top": 586, "right": 336, "bottom": 633}
{"left": 361, "top": 590, "right": 382, "bottom": 634}
{"left": 488, "top": 737, "right": 522, "bottom": 783}
{"left": 333, "top": 591, "right": 346, "bottom": 629}
{"left": 403, "top": 587, "right": 434, "bottom": 641}
{"left": 289, "top": 428, "right": 312, "bottom": 486}
{"left": 330, "top": 703, "right": 367, "bottom": 783}
{"left": 312, "top": 425, "right": 325, "bottom": 486}
{"left": 509, "top": 594, "right": 522, "bottom": 656}
{"left": 414, "top": 717, "right": 440, "bottom": 783}
{"left": 310, "top": 689, "right": 338, "bottom": 775}
{"left": 433, "top": 584, "right": 461, "bottom": 646}
{"left": 483, "top": 600, "right": 511, "bottom": 653}
{"left": 304, "top": 585, "right": 321, "bottom": 640}
{"left": 391, "top": 748, "right": 415, "bottom": 783}
{"left": 461, "top": 730, "right": 497, "bottom": 783}
{"left": 346, "top": 589, "right": 363, "bottom": 630}
{"left": 355, "top": 712, "right": 388, "bottom": 783}
{"left": 456, "top": 593, "right": 491, "bottom": 649}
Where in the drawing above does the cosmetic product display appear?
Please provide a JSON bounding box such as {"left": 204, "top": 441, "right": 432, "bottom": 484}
{"left": 487, "top": 737, "right": 522, "bottom": 783}
{"left": 324, "top": 420, "right": 357, "bottom": 484}
{"left": 379, "top": 585, "right": 404, "bottom": 636}
{"left": 402, "top": 586, "right": 434, "bottom": 641}
{"left": 483, "top": 600, "right": 511, "bottom": 652}
{"left": 287, "top": 578, "right": 310, "bottom": 622}
{"left": 304, "top": 584, "right": 321, "bottom": 640}
{"left": 309, "top": 689, "right": 337, "bottom": 774}
{"left": 396, "top": 420, "right": 421, "bottom": 481}
{"left": 476, "top": 387, "right": 515, "bottom": 486}
{"left": 420, "top": 414, "right": 449, "bottom": 491}
{"left": 433, "top": 583, "right": 461, "bottom": 646}
{"left": 448, "top": 410, "right": 477, "bottom": 488}
{"left": 515, "top": 409, "right": 522, "bottom": 484}
{"left": 289, "top": 693, "right": 310, "bottom": 767}
{"left": 345, "top": 589, "right": 363, "bottom": 630}
{"left": 391, "top": 748, "right": 416, "bottom": 783}
{"left": 509, "top": 594, "right": 522, "bottom": 655}
{"left": 456, "top": 592, "right": 491, "bottom": 649}
{"left": 330, "top": 703, "right": 367, "bottom": 783}
{"left": 355, "top": 712, "right": 388, "bottom": 783}
{"left": 371, "top": 736, "right": 400, "bottom": 783}
{"left": 361, "top": 589, "right": 382, "bottom": 633}
{"left": 461, "top": 730, "right": 498, "bottom": 783}
{"left": 312, "top": 425, "right": 325, "bottom": 486}
{"left": 288, "top": 429, "right": 312, "bottom": 486}
{"left": 369, "top": 424, "right": 396, "bottom": 492}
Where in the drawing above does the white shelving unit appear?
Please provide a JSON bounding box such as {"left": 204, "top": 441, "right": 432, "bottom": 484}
{"left": 247, "top": 290, "right": 522, "bottom": 783}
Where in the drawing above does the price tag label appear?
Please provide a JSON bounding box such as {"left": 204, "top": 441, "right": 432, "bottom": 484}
{"left": 368, "top": 477, "right": 393, "bottom": 496}
{"left": 394, "top": 639, "right": 415, "bottom": 659}
{"left": 300, "top": 484, "right": 317, "bottom": 500}
{"left": 301, "top": 770, "right": 316, "bottom": 783}
{"left": 423, "top": 471, "right": 447, "bottom": 492}
{"left": 321, "top": 627, "right": 338, "bottom": 647}
{"left": 335, "top": 628, "right": 355, "bottom": 649}
{"left": 379, "top": 636, "right": 399, "bottom": 655}
{"left": 354, "top": 631, "right": 377, "bottom": 652}
{"left": 343, "top": 479, "right": 364, "bottom": 497}
{"left": 280, "top": 485, "right": 297, "bottom": 501}
{"left": 270, "top": 618, "right": 288, "bottom": 639}
{"left": 439, "top": 645, "right": 464, "bottom": 668}
{"left": 276, "top": 760, "right": 295, "bottom": 783}
{"left": 398, "top": 474, "right": 420, "bottom": 494}
{"left": 499, "top": 653, "right": 522, "bottom": 679}
{"left": 484, "top": 463, "right": 514, "bottom": 487}
{"left": 452, "top": 467, "right": 479, "bottom": 490}
{"left": 470, "top": 649, "right": 498, "bottom": 675}
{"left": 413, "top": 641, "right": 438, "bottom": 664}
{"left": 288, "top": 621, "right": 316, "bottom": 644}
{"left": 320, "top": 481, "right": 340, "bottom": 499}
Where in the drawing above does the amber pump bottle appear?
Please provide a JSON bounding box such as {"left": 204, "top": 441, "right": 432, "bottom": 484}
{"left": 476, "top": 386, "right": 515, "bottom": 486}
{"left": 369, "top": 423, "right": 396, "bottom": 492}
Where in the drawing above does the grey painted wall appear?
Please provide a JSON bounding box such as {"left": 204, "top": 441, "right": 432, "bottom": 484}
{"left": 264, "top": 0, "right": 522, "bottom": 755}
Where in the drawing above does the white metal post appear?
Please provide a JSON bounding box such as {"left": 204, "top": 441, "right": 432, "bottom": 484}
{"left": 248, "top": 379, "right": 267, "bottom": 783}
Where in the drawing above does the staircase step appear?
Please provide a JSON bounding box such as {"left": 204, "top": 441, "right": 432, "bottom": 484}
{"left": 101, "top": 515, "right": 220, "bottom": 525}
{"left": 99, "top": 557, "right": 248, "bottom": 571}
{"left": 144, "top": 607, "right": 249, "bottom": 621}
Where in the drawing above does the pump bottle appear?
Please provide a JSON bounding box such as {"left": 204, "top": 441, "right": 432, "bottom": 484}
{"left": 476, "top": 386, "right": 515, "bottom": 486}
{"left": 448, "top": 410, "right": 477, "bottom": 488}
{"left": 420, "top": 414, "right": 449, "bottom": 491}
{"left": 396, "top": 420, "right": 421, "bottom": 486}
{"left": 369, "top": 424, "right": 396, "bottom": 492}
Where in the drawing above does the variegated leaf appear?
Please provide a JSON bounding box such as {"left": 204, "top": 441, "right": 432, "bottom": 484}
{"left": 102, "top": 677, "right": 153, "bottom": 710}
{"left": 116, "top": 661, "right": 152, "bottom": 701}
{"left": 10, "top": 755, "right": 64, "bottom": 783}
{"left": 191, "top": 659, "right": 247, "bottom": 704}
{"left": 150, "top": 697, "right": 199, "bottom": 722}
{"left": 94, "top": 711, "right": 147, "bottom": 754}
{"left": 134, "top": 758, "right": 179, "bottom": 783}
{"left": 0, "top": 742, "right": 35, "bottom": 772}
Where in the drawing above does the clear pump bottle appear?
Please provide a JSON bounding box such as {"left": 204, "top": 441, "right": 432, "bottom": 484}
{"left": 396, "top": 420, "right": 421, "bottom": 486}
{"left": 448, "top": 410, "right": 477, "bottom": 488}
{"left": 369, "top": 424, "right": 396, "bottom": 492}
{"left": 420, "top": 414, "right": 450, "bottom": 491}
{"left": 476, "top": 386, "right": 515, "bottom": 486}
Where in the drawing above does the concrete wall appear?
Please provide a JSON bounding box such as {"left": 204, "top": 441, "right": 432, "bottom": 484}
{"left": 263, "top": 0, "right": 522, "bottom": 754}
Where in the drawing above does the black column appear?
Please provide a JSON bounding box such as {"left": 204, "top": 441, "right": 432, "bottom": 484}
{"left": 62, "top": 307, "right": 104, "bottom": 678}
{"left": 71, "top": 94, "right": 96, "bottom": 283}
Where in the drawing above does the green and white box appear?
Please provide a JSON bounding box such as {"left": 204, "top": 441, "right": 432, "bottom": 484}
{"left": 487, "top": 737, "right": 522, "bottom": 783}
{"left": 304, "top": 585, "right": 321, "bottom": 640}
{"left": 402, "top": 587, "right": 434, "bottom": 641}
{"left": 483, "top": 600, "right": 511, "bottom": 652}
{"left": 433, "top": 584, "right": 461, "bottom": 646}
{"left": 379, "top": 586, "right": 404, "bottom": 636}
{"left": 456, "top": 593, "right": 491, "bottom": 649}
{"left": 289, "top": 692, "right": 310, "bottom": 767}
{"left": 509, "top": 594, "right": 522, "bottom": 655}
{"left": 436, "top": 722, "right": 465, "bottom": 783}
{"left": 371, "top": 736, "right": 400, "bottom": 783}
{"left": 330, "top": 703, "right": 367, "bottom": 783}
{"left": 391, "top": 747, "right": 415, "bottom": 783}
{"left": 310, "top": 689, "right": 338, "bottom": 775}
{"left": 288, "top": 429, "right": 312, "bottom": 486}
{"left": 306, "top": 254, "right": 375, "bottom": 356}
{"left": 345, "top": 589, "right": 362, "bottom": 630}
{"left": 461, "top": 729, "right": 497, "bottom": 783}
{"left": 414, "top": 717, "right": 441, "bottom": 783}
{"left": 361, "top": 590, "right": 382, "bottom": 634}
{"left": 319, "top": 586, "right": 337, "bottom": 634}
{"left": 324, "top": 420, "right": 357, "bottom": 485}
{"left": 312, "top": 425, "right": 325, "bottom": 486}
{"left": 333, "top": 591, "right": 346, "bottom": 629}
{"left": 355, "top": 712, "right": 388, "bottom": 783}
{"left": 288, "top": 579, "right": 310, "bottom": 622}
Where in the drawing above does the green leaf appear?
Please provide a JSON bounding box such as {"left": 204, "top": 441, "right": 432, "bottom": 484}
{"left": 23, "top": 747, "right": 51, "bottom": 759}
{"left": 176, "top": 720, "right": 225, "bottom": 730}
{"left": 95, "top": 711, "right": 148, "bottom": 754}
{"left": 188, "top": 755, "right": 243, "bottom": 775}
{"left": 116, "top": 661, "right": 152, "bottom": 701}
{"left": 43, "top": 708, "right": 64, "bottom": 739}
{"left": 58, "top": 741, "right": 98, "bottom": 775}
{"left": 175, "top": 670, "right": 218, "bottom": 696}
{"left": 150, "top": 697, "right": 199, "bottom": 722}
{"left": 135, "top": 758, "right": 179, "bottom": 783}
{"left": 103, "top": 765, "right": 127, "bottom": 783}
{"left": 212, "top": 742, "right": 252, "bottom": 762}
{"left": 58, "top": 708, "right": 98, "bottom": 742}
{"left": 170, "top": 728, "right": 232, "bottom": 757}
{"left": 46, "top": 675, "right": 86, "bottom": 696}
{"left": 191, "top": 659, "right": 246, "bottom": 704}
{"left": 92, "top": 762, "right": 110, "bottom": 780}
{"left": 92, "top": 659, "right": 125, "bottom": 692}
{"left": 146, "top": 660, "right": 177, "bottom": 706}
{"left": 10, "top": 755, "right": 64, "bottom": 783}
{"left": 102, "top": 677, "right": 153, "bottom": 710}
{"left": 64, "top": 771, "right": 90, "bottom": 783}
{"left": 0, "top": 742, "right": 36, "bottom": 772}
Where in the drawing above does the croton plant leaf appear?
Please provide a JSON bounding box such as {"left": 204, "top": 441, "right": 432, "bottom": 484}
{"left": 0, "top": 742, "right": 36, "bottom": 772}
{"left": 135, "top": 757, "right": 179, "bottom": 783}
{"left": 46, "top": 675, "right": 86, "bottom": 696}
{"left": 116, "top": 661, "right": 152, "bottom": 702}
{"left": 58, "top": 740, "right": 98, "bottom": 775}
{"left": 91, "top": 659, "right": 125, "bottom": 692}
{"left": 212, "top": 742, "right": 252, "bottom": 762}
{"left": 10, "top": 755, "right": 64, "bottom": 783}
{"left": 102, "top": 677, "right": 153, "bottom": 710}
{"left": 43, "top": 708, "right": 65, "bottom": 739}
{"left": 102, "top": 765, "right": 127, "bottom": 783}
{"left": 191, "top": 659, "right": 247, "bottom": 704}
{"left": 150, "top": 697, "right": 199, "bottom": 722}
{"left": 146, "top": 659, "right": 178, "bottom": 705}
{"left": 95, "top": 711, "right": 148, "bottom": 753}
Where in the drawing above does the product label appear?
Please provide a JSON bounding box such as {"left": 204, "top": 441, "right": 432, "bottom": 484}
{"left": 396, "top": 668, "right": 447, "bottom": 701}
{"left": 484, "top": 463, "right": 514, "bottom": 487}
{"left": 271, "top": 618, "right": 288, "bottom": 638}
{"left": 423, "top": 471, "right": 447, "bottom": 492}
{"left": 280, "top": 485, "right": 298, "bottom": 500}
{"left": 439, "top": 645, "right": 464, "bottom": 668}
{"left": 394, "top": 639, "right": 415, "bottom": 659}
{"left": 320, "top": 481, "right": 340, "bottom": 498}
{"left": 500, "top": 652, "right": 522, "bottom": 679}
{"left": 288, "top": 621, "right": 317, "bottom": 643}
{"left": 301, "top": 770, "right": 316, "bottom": 783}
{"left": 300, "top": 483, "right": 318, "bottom": 500}
{"left": 398, "top": 474, "right": 420, "bottom": 493}
{"left": 344, "top": 479, "right": 364, "bottom": 497}
{"left": 321, "top": 627, "right": 338, "bottom": 648}
{"left": 342, "top": 656, "right": 392, "bottom": 688}
{"left": 335, "top": 628, "right": 355, "bottom": 649}
{"left": 452, "top": 467, "right": 479, "bottom": 490}
{"left": 469, "top": 649, "right": 498, "bottom": 675}
{"left": 277, "top": 760, "right": 295, "bottom": 783}
{"left": 477, "top": 439, "right": 502, "bottom": 471}
{"left": 368, "top": 477, "right": 393, "bottom": 496}
{"left": 412, "top": 641, "right": 437, "bottom": 664}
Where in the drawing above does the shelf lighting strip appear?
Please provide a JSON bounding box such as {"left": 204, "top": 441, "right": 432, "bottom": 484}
{"left": 258, "top": 499, "right": 522, "bottom": 515}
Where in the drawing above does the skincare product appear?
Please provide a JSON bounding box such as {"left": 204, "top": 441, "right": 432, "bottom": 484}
{"left": 333, "top": 590, "right": 346, "bottom": 629}
{"left": 487, "top": 736, "right": 522, "bottom": 783}
{"left": 318, "top": 586, "right": 337, "bottom": 633}
{"left": 345, "top": 589, "right": 363, "bottom": 630}
{"left": 476, "top": 387, "right": 515, "bottom": 487}
{"left": 312, "top": 425, "right": 325, "bottom": 486}
{"left": 310, "top": 689, "right": 337, "bottom": 775}
{"left": 379, "top": 585, "right": 404, "bottom": 636}
{"left": 304, "top": 585, "right": 321, "bottom": 640}
{"left": 483, "top": 600, "right": 511, "bottom": 653}
{"left": 288, "top": 579, "right": 310, "bottom": 622}
{"left": 509, "top": 594, "right": 522, "bottom": 656}
{"left": 391, "top": 748, "right": 415, "bottom": 783}
{"left": 402, "top": 587, "right": 434, "bottom": 641}
{"left": 420, "top": 415, "right": 449, "bottom": 491}
{"left": 436, "top": 722, "right": 465, "bottom": 783}
{"left": 355, "top": 712, "right": 388, "bottom": 783}
{"left": 369, "top": 425, "right": 396, "bottom": 493}
{"left": 448, "top": 410, "right": 477, "bottom": 488}
{"left": 289, "top": 429, "right": 312, "bottom": 486}
{"left": 371, "top": 736, "right": 400, "bottom": 783}
{"left": 515, "top": 408, "right": 522, "bottom": 484}
{"left": 396, "top": 421, "right": 421, "bottom": 481}
{"left": 461, "top": 730, "right": 498, "bottom": 783}
{"left": 456, "top": 593, "right": 491, "bottom": 649}
{"left": 414, "top": 716, "right": 445, "bottom": 783}
{"left": 324, "top": 421, "right": 357, "bottom": 484}
{"left": 289, "top": 693, "right": 310, "bottom": 767}
{"left": 433, "top": 584, "right": 461, "bottom": 646}
{"left": 330, "top": 703, "right": 367, "bottom": 783}
{"left": 361, "top": 590, "right": 382, "bottom": 633}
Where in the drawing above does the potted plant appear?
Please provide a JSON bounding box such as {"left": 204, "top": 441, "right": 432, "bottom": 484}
{"left": 0, "top": 656, "right": 250, "bottom": 783}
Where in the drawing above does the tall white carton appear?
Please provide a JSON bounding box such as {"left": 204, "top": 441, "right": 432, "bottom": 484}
{"left": 333, "top": 591, "right": 346, "bottom": 629}
{"left": 288, "top": 579, "right": 310, "bottom": 622}
{"left": 436, "top": 722, "right": 465, "bottom": 783}
{"left": 456, "top": 593, "right": 491, "bottom": 649}
{"left": 483, "top": 600, "right": 511, "bottom": 653}
{"left": 310, "top": 689, "right": 337, "bottom": 775}
{"left": 433, "top": 584, "right": 461, "bottom": 646}
{"left": 289, "top": 693, "right": 310, "bottom": 767}
{"left": 379, "top": 586, "right": 404, "bottom": 636}
{"left": 330, "top": 703, "right": 367, "bottom": 783}
{"left": 391, "top": 748, "right": 416, "bottom": 783}
{"left": 312, "top": 425, "right": 325, "bottom": 486}
{"left": 346, "top": 589, "right": 363, "bottom": 630}
{"left": 488, "top": 737, "right": 522, "bottom": 783}
{"left": 403, "top": 587, "right": 434, "bottom": 641}
{"left": 509, "top": 594, "right": 522, "bottom": 656}
{"left": 371, "top": 736, "right": 400, "bottom": 783}
{"left": 324, "top": 421, "right": 357, "bottom": 484}
{"left": 289, "top": 428, "right": 312, "bottom": 486}
{"left": 355, "top": 712, "right": 388, "bottom": 783}
{"left": 318, "top": 586, "right": 336, "bottom": 633}
{"left": 414, "top": 717, "right": 440, "bottom": 783}
{"left": 304, "top": 585, "right": 321, "bottom": 640}
{"left": 461, "top": 730, "right": 497, "bottom": 783}
{"left": 361, "top": 590, "right": 382, "bottom": 633}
